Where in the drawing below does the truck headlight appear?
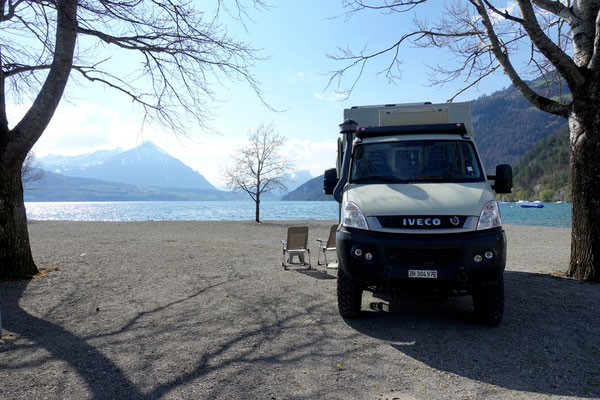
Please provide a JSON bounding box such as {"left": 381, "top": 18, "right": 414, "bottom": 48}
{"left": 477, "top": 200, "right": 502, "bottom": 230}
{"left": 342, "top": 201, "right": 369, "bottom": 230}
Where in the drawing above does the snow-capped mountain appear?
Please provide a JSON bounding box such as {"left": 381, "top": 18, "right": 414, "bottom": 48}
{"left": 39, "top": 141, "right": 216, "bottom": 190}
{"left": 39, "top": 148, "right": 124, "bottom": 173}
{"left": 287, "top": 170, "right": 313, "bottom": 192}
{"left": 267, "top": 169, "right": 313, "bottom": 199}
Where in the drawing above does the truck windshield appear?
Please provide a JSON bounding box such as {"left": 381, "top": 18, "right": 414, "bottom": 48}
{"left": 350, "top": 140, "right": 484, "bottom": 183}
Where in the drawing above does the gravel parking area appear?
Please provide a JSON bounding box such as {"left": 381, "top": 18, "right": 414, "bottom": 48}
{"left": 1, "top": 221, "right": 598, "bottom": 399}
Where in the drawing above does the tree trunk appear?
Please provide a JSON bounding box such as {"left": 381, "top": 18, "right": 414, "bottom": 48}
{"left": 255, "top": 195, "right": 260, "bottom": 223}
{"left": 567, "top": 101, "right": 600, "bottom": 281}
{"left": 0, "top": 162, "right": 38, "bottom": 279}
{"left": 0, "top": 0, "right": 77, "bottom": 279}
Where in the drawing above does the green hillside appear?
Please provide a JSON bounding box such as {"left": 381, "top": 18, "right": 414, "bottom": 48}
{"left": 501, "top": 124, "right": 570, "bottom": 202}
{"left": 472, "top": 77, "right": 569, "bottom": 169}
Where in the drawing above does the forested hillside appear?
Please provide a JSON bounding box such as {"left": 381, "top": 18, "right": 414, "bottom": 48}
{"left": 502, "top": 124, "right": 570, "bottom": 202}
{"left": 472, "top": 77, "right": 569, "bottom": 169}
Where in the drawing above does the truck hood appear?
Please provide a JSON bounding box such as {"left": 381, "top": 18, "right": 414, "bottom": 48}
{"left": 344, "top": 182, "right": 494, "bottom": 217}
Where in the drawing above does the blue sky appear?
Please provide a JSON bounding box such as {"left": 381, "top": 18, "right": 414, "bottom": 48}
{"left": 28, "top": 1, "right": 515, "bottom": 188}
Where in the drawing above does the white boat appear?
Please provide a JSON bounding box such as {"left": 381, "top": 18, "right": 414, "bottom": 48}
{"left": 520, "top": 201, "right": 544, "bottom": 208}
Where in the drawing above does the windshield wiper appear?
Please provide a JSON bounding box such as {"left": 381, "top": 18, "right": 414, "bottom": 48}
{"left": 412, "top": 174, "right": 449, "bottom": 181}
{"left": 352, "top": 175, "right": 408, "bottom": 184}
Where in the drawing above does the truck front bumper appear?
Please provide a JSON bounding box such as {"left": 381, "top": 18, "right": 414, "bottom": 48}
{"left": 337, "top": 226, "right": 506, "bottom": 290}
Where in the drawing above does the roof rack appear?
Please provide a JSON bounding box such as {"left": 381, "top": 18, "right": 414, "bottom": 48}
{"left": 356, "top": 123, "right": 467, "bottom": 139}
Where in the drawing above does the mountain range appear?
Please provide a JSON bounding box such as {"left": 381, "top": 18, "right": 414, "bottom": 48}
{"left": 27, "top": 76, "right": 570, "bottom": 203}
{"left": 39, "top": 141, "right": 216, "bottom": 190}
{"left": 27, "top": 142, "right": 313, "bottom": 201}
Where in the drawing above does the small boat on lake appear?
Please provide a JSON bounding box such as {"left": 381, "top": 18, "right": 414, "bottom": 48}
{"left": 520, "top": 201, "right": 544, "bottom": 208}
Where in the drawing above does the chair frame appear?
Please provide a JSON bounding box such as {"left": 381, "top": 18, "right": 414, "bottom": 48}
{"left": 281, "top": 226, "right": 311, "bottom": 270}
{"left": 316, "top": 224, "right": 338, "bottom": 266}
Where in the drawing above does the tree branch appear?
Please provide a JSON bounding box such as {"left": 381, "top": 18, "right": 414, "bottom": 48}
{"left": 8, "top": 0, "right": 78, "bottom": 165}
{"left": 589, "top": 6, "right": 600, "bottom": 69}
{"left": 470, "top": 0, "right": 568, "bottom": 117}
{"left": 515, "top": 0, "right": 584, "bottom": 88}
{"left": 532, "top": 0, "right": 576, "bottom": 22}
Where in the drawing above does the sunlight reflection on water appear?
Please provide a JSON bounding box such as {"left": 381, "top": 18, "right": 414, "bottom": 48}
{"left": 25, "top": 200, "right": 571, "bottom": 228}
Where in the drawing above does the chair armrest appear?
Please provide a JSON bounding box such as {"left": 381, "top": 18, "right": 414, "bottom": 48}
{"left": 281, "top": 240, "right": 287, "bottom": 247}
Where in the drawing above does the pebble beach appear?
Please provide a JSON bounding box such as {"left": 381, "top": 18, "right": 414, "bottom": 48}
{"left": 1, "top": 220, "right": 598, "bottom": 399}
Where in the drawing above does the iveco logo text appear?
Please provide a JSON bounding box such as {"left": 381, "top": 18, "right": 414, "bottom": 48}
{"left": 402, "top": 218, "right": 441, "bottom": 226}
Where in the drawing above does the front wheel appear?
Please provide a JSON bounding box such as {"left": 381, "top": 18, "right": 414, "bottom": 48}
{"left": 337, "top": 269, "right": 362, "bottom": 318}
{"left": 472, "top": 276, "right": 504, "bottom": 326}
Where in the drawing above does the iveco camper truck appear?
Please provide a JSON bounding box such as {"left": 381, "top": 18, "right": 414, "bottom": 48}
{"left": 323, "top": 102, "right": 512, "bottom": 325}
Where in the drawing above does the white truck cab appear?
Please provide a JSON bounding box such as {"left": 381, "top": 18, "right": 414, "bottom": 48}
{"left": 323, "top": 102, "right": 512, "bottom": 325}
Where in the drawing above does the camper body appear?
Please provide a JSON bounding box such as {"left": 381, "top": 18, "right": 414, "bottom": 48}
{"left": 323, "top": 102, "right": 512, "bottom": 325}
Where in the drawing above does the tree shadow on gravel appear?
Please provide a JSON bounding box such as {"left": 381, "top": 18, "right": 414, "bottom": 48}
{"left": 1, "top": 279, "right": 145, "bottom": 398}
{"left": 0, "top": 278, "right": 347, "bottom": 400}
{"left": 344, "top": 270, "right": 600, "bottom": 398}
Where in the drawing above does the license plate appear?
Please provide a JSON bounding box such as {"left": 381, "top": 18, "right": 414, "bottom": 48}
{"left": 408, "top": 270, "right": 438, "bottom": 278}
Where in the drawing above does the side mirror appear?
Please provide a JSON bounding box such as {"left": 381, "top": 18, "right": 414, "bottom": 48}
{"left": 323, "top": 168, "right": 338, "bottom": 195}
{"left": 489, "top": 164, "right": 513, "bottom": 194}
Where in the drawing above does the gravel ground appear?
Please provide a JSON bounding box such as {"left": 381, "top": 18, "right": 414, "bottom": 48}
{"left": 0, "top": 220, "right": 598, "bottom": 400}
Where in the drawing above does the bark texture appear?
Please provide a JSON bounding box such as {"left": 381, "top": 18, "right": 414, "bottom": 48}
{"left": 0, "top": 163, "right": 37, "bottom": 278}
{"left": 255, "top": 197, "right": 260, "bottom": 223}
{"left": 567, "top": 93, "right": 600, "bottom": 281}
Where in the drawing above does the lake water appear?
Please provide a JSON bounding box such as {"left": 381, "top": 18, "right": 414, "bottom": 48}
{"left": 25, "top": 200, "right": 572, "bottom": 228}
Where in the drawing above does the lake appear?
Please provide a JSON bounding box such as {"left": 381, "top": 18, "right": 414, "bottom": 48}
{"left": 24, "top": 200, "right": 572, "bottom": 228}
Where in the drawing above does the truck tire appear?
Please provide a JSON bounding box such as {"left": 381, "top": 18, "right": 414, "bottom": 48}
{"left": 472, "top": 276, "right": 504, "bottom": 326}
{"left": 337, "top": 269, "right": 362, "bottom": 318}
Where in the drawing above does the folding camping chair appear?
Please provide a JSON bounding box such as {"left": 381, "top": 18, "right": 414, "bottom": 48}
{"left": 281, "top": 226, "right": 311, "bottom": 270}
{"left": 316, "top": 224, "right": 338, "bottom": 267}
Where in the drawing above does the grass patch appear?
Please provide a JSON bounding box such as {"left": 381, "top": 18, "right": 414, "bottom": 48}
{"left": 32, "top": 267, "right": 60, "bottom": 279}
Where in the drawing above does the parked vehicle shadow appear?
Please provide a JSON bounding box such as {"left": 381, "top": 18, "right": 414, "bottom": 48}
{"left": 344, "top": 270, "right": 600, "bottom": 398}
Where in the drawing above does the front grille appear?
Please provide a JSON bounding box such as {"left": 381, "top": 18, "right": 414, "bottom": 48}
{"left": 385, "top": 248, "right": 461, "bottom": 267}
{"left": 378, "top": 215, "right": 467, "bottom": 229}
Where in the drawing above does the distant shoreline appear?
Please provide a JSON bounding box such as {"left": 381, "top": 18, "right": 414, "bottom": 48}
{"left": 24, "top": 201, "right": 572, "bottom": 228}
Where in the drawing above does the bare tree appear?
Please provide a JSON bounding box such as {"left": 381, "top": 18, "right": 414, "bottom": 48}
{"left": 223, "top": 123, "right": 293, "bottom": 222}
{"left": 21, "top": 151, "right": 45, "bottom": 188}
{"left": 329, "top": 0, "right": 600, "bottom": 282}
{"left": 0, "top": 1, "right": 267, "bottom": 279}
